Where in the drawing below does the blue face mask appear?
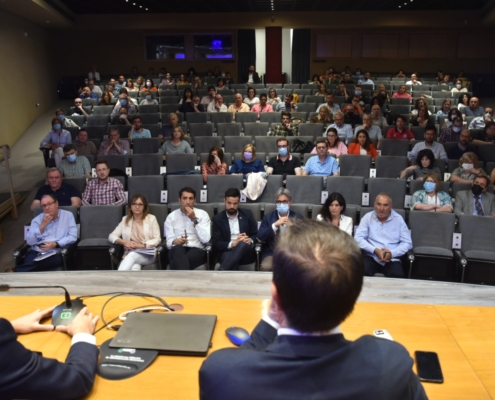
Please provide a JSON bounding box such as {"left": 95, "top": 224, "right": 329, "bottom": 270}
{"left": 278, "top": 147, "right": 288, "bottom": 157}
{"left": 243, "top": 152, "right": 253, "bottom": 161}
{"left": 57, "top": 114, "right": 65, "bottom": 121}
{"left": 67, "top": 154, "right": 77, "bottom": 163}
{"left": 354, "top": 90, "right": 362, "bottom": 96}
{"left": 276, "top": 204, "right": 290, "bottom": 214}
{"left": 53, "top": 124, "right": 61, "bottom": 130}
{"left": 423, "top": 182, "right": 436, "bottom": 192}
{"left": 120, "top": 99, "right": 127, "bottom": 106}
{"left": 146, "top": 95, "right": 152, "bottom": 100}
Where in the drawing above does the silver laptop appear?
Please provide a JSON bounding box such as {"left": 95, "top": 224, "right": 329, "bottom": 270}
{"left": 109, "top": 313, "right": 217, "bottom": 356}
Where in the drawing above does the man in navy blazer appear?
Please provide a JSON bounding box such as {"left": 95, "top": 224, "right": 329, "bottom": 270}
{"left": 243, "top": 65, "right": 261, "bottom": 84}
{"left": 212, "top": 188, "right": 258, "bottom": 270}
{"left": 1, "top": 305, "right": 99, "bottom": 400}
{"left": 257, "top": 188, "right": 304, "bottom": 271}
{"left": 200, "top": 219, "right": 427, "bottom": 400}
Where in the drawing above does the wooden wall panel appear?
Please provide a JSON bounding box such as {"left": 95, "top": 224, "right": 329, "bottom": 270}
{"left": 457, "top": 34, "right": 478, "bottom": 58}
{"left": 315, "top": 34, "right": 352, "bottom": 58}
{"left": 362, "top": 34, "right": 398, "bottom": 58}
{"left": 409, "top": 34, "right": 430, "bottom": 58}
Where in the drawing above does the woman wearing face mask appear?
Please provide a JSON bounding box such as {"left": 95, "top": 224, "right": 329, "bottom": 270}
{"left": 442, "top": 108, "right": 463, "bottom": 129}
{"left": 39, "top": 118, "right": 72, "bottom": 167}
{"left": 228, "top": 144, "right": 264, "bottom": 178}
{"left": 348, "top": 130, "right": 379, "bottom": 161}
{"left": 392, "top": 84, "right": 412, "bottom": 104}
{"left": 450, "top": 152, "right": 487, "bottom": 184}
{"left": 411, "top": 106, "right": 430, "bottom": 128}
{"left": 451, "top": 79, "right": 468, "bottom": 94}
{"left": 400, "top": 149, "right": 442, "bottom": 180}
{"left": 139, "top": 90, "right": 159, "bottom": 105}
{"left": 141, "top": 79, "right": 157, "bottom": 92}
{"left": 316, "top": 192, "right": 353, "bottom": 236}
{"left": 179, "top": 88, "right": 193, "bottom": 104}
{"left": 411, "top": 98, "right": 431, "bottom": 116}
{"left": 202, "top": 146, "right": 228, "bottom": 183}
{"left": 410, "top": 173, "right": 453, "bottom": 213}
{"left": 55, "top": 109, "right": 79, "bottom": 128}
{"left": 435, "top": 99, "right": 451, "bottom": 122}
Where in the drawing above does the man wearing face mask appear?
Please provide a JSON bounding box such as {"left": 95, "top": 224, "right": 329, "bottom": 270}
{"left": 59, "top": 144, "right": 91, "bottom": 179}
{"left": 55, "top": 109, "right": 79, "bottom": 129}
{"left": 348, "top": 85, "right": 369, "bottom": 106}
{"left": 439, "top": 117, "right": 464, "bottom": 143}
{"left": 256, "top": 188, "right": 304, "bottom": 271}
{"left": 454, "top": 175, "right": 495, "bottom": 217}
{"left": 111, "top": 94, "right": 137, "bottom": 116}
{"left": 266, "top": 138, "right": 302, "bottom": 184}
{"left": 468, "top": 107, "right": 494, "bottom": 129}
{"left": 270, "top": 112, "right": 299, "bottom": 137}
{"left": 40, "top": 118, "right": 72, "bottom": 167}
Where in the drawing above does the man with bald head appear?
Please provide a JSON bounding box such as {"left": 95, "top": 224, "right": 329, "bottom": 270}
{"left": 462, "top": 97, "right": 484, "bottom": 118}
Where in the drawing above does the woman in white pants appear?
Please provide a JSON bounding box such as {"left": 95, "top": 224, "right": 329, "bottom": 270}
{"left": 109, "top": 194, "right": 161, "bottom": 270}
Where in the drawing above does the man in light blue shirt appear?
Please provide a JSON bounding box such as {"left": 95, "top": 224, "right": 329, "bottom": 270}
{"left": 462, "top": 97, "right": 484, "bottom": 118}
{"left": 357, "top": 71, "right": 375, "bottom": 90}
{"left": 17, "top": 194, "right": 78, "bottom": 272}
{"left": 303, "top": 139, "right": 339, "bottom": 189}
{"left": 354, "top": 193, "right": 412, "bottom": 278}
{"left": 316, "top": 93, "right": 341, "bottom": 115}
{"left": 409, "top": 125, "right": 449, "bottom": 162}
{"left": 129, "top": 116, "right": 151, "bottom": 139}
{"left": 354, "top": 113, "right": 382, "bottom": 143}
{"left": 325, "top": 112, "right": 353, "bottom": 143}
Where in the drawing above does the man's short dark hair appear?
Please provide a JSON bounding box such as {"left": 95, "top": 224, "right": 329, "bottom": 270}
{"left": 95, "top": 160, "right": 109, "bottom": 169}
{"left": 63, "top": 144, "right": 75, "bottom": 153}
{"left": 207, "top": 86, "right": 216, "bottom": 91}
{"left": 316, "top": 138, "right": 328, "bottom": 147}
{"left": 225, "top": 188, "right": 240, "bottom": 199}
{"left": 281, "top": 111, "right": 291, "bottom": 120}
{"left": 276, "top": 137, "right": 289, "bottom": 146}
{"left": 425, "top": 125, "right": 437, "bottom": 135}
{"left": 77, "top": 129, "right": 88, "bottom": 136}
{"left": 41, "top": 194, "right": 58, "bottom": 203}
{"left": 259, "top": 93, "right": 267, "bottom": 100}
{"left": 475, "top": 174, "right": 489, "bottom": 187}
{"left": 273, "top": 219, "right": 364, "bottom": 332}
{"left": 179, "top": 187, "right": 196, "bottom": 199}
{"left": 132, "top": 116, "right": 141, "bottom": 123}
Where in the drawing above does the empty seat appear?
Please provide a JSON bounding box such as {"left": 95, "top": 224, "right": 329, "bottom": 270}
{"left": 207, "top": 175, "right": 244, "bottom": 203}
{"left": 254, "top": 136, "right": 277, "bottom": 153}
{"left": 260, "top": 112, "right": 282, "bottom": 127}
{"left": 86, "top": 126, "right": 109, "bottom": 141}
{"left": 139, "top": 104, "right": 160, "bottom": 114}
{"left": 193, "top": 136, "right": 222, "bottom": 156}
{"left": 389, "top": 105, "right": 411, "bottom": 115}
{"left": 98, "top": 154, "right": 130, "bottom": 173}
{"left": 244, "top": 122, "right": 269, "bottom": 137}
{"left": 166, "top": 153, "right": 197, "bottom": 174}
{"left": 296, "top": 103, "right": 317, "bottom": 113}
{"left": 375, "top": 156, "right": 409, "bottom": 178}
{"left": 190, "top": 123, "right": 214, "bottom": 138}
{"left": 249, "top": 174, "right": 283, "bottom": 204}
{"left": 137, "top": 114, "right": 160, "bottom": 125}
{"left": 368, "top": 178, "right": 407, "bottom": 209}
{"left": 380, "top": 139, "right": 410, "bottom": 157}
{"left": 63, "top": 177, "right": 87, "bottom": 195}
{"left": 235, "top": 113, "right": 258, "bottom": 125}
{"left": 286, "top": 176, "right": 323, "bottom": 204}
{"left": 209, "top": 112, "right": 233, "bottom": 127}
{"left": 92, "top": 105, "right": 114, "bottom": 115}
{"left": 160, "top": 97, "right": 181, "bottom": 104}
{"left": 87, "top": 115, "right": 110, "bottom": 126}
{"left": 185, "top": 112, "right": 208, "bottom": 131}
{"left": 390, "top": 98, "right": 411, "bottom": 106}
{"left": 132, "top": 138, "right": 161, "bottom": 154}
{"left": 216, "top": 123, "right": 242, "bottom": 138}
{"left": 128, "top": 176, "right": 164, "bottom": 204}
{"left": 339, "top": 155, "right": 372, "bottom": 178}
{"left": 224, "top": 136, "right": 254, "bottom": 153}
{"left": 131, "top": 154, "right": 162, "bottom": 176}
{"left": 326, "top": 176, "right": 365, "bottom": 209}
{"left": 298, "top": 123, "right": 324, "bottom": 139}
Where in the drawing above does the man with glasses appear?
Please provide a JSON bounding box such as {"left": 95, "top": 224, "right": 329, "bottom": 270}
{"left": 303, "top": 139, "right": 340, "bottom": 188}
{"left": 266, "top": 138, "right": 301, "bottom": 184}
{"left": 31, "top": 168, "right": 81, "bottom": 211}
{"left": 82, "top": 160, "right": 126, "bottom": 206}
{"left": 17, "top": 194, "right": 77, "bottom": 272}
{"left": 325, "top": 112, "right": 353, "bottom": 142}
{"left": 439, "top": 117, "right": 464, "bottom": 144}
{"left": 256, "top": 188, "right": 304, "bottom": 271}
{"left": 446, "top": 129, "right": 478, "bottom": 160}
{"left": 71, "top": 98, "right": 89, "bottom": 117}
{"left": 409, "top": 126, "right": 449, "bottom": 162}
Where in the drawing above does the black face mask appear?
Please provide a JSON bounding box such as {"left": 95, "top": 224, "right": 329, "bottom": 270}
{"left": 208, "top": 154, "right": 216, "bottom": 163}
{"left": 346, "top": 111, "right": 354, "bottom": 117}
{"left": 472, "top": 184, "right": 484, "bottom": 196}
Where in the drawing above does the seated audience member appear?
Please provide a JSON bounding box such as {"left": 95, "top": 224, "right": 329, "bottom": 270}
{"left": 311, "top": 128, "right": 348, "bottom": 158}
{"left": 228, "top": 144, "right": 265, "bottom": 178}
{"left": 400, "top": 148, "right": 442, "bottom": 180}
{"left": 317, "top": 93, "right": 341, "bottom": 115}
{"left": 450, "top": 152, "right": 488, "bottom": 184}
{"left": 411, "top": 173, "right": 453, "bottom": 213}
{"left": 411, "top": 98, "right": 431, "bottom": 116}
{"left": 31, "top": 168, "right": 81, "bottom": 211}
{"left": 457, "top": 93, "right": 471, "bottom": 113}
{"left": 451, "top": 79, "right": 468, "bottom": 94}
{"left": 82, "top": 160, "right": 126, "bottom": 206}
{"left": 178, "top": 94, "right": 205, "bottom": 115}
{"left": 357, "top": 71, "right": 375, "bottom": 89}
{"left": 79, "top": 86, "right": 98, "bottom": 100}
{"left": 40, "top": 118, "right": 72, "bottom": 167}
{"left": 256, "top": 188, "right": 304, "bottom": 271}
{"left": 341, "top": 72, "right": 355, "bottom": 85}
{"left": 462, "top": 97, "right": 484, "bottom": 118}
{"left": 315, "top": 83, "right": 328, "bottom": 96}
{"left": 472, "top": 121, "right": 495, "bottom": 145}
{"left": 348, "top": 130, "right": 379, "bottom": 161}
{"left": 439, "top": 117, "right": 463, "bottom": 143}
{"left": 125, "top": 78, "right": 138, "bottom": 91}
{"left": 74, "top": 129, "right": 97, "bottom": 158}
{"left": 371, "top": 104, "right": 388, "bottom": 128}
{"left": 354, "top": 113, "right": 382, "bottom": 143}
{"left": 134, "top": 76, "right": 144, "bottom": 91}
{"left": 373, "top": 84, "right": 391, "bottom": 106}
{"left": 325, "top": 112, "right": 353, "bottom": 141}
{"left": 177, "top": 74, "right": 190, "bottom": 87}
{"left": 113, "top": 107, "right": 132, "bottom": 126}
{"left": 396, "top": 69, "right": 406, "bottom": 78}
{"left": 179, "top": 88, "right": 193, "bottom": 105}
{"left": 251, "top": 93, "right": 273, "bottom": 117}
{"left": 303, "top": 139, "right": 340, "bottom": 187}
{"left": 386, "top": 115, "right": 414, "bottom": 141}
{"left": 392, "top": 85, "right": 412, "bottom": 103}
{"left": 215, "top": 78, "right": 228, "bottom": 92}
{"left": 409, "top": 126, "right": 449, "bottom": 162}
{"left": 212, "top": 188, "right": 258, "bottom": 271}
{"left": 159, "top": 113, "right": 180, "bottom": 139}
{"left": 139, "top": 90, "right": 159, "bottom": 105}
{"left": 333, "top": 83, "right": 348, "bottom": 98}
{"left": 207, "top": 94, "right": 228, "bottom": 112}
{"left": 244, "top": 65, "right": 261, "bottom": 84}
{"left": 442, "top": 108, "right": 463, "bottom": 129}
{"left": 98, "top": 128, "right": 130, "bottom": 156}
{"left": 160, "top": 73, "right": 175, "bottom": 86}
{"left": 406, "top": 72, "right": 422, "bottom": 85}
{"left": 224, "top": 71, "right": 235, "bottom": 86}
{"left": 111, "top": 93, "right": 137, "bottom": 116}
{"left": 454, "top": 175, "right": 495, "bottom": 217}
{"left": 442, "top": 74, "right": 453, "bottom": 88}
{"left": 201, "top": 86, "right": 217, "bottom": 106}
{"left": 17, "top": 194, "right": 77, "bottom": 272}
{"left": 192, "top": 76, "right": 205, "bottom": 90}
{"left": 447, "top": 129, "right": 477, "bottom": 160}
{"left": 0, "top": 306, "right": 99, "bottom": 399}
{"left": 142, "top": 78, "right": 158, "bottom": 92}
{"left": 114, "top": 75, "right": 126, "bottom": 95}
{"left": 157, "top": 126, "right": 192, "bottom": 159}
{"left": 436, "top": 99, "right": 452, "bottom": 123}
{"left": 267, "top": 88, "right": 281, "bottom": 106}
{"left": 275, "top": 94, "right": 297, "bottom": 113}
{"left": 55, "top": 108, "right": 79, "bottom": 129}
{"left": 468, "top": 107, "right": 494, "bottom": 130}
{"left": 270, "top": 112, "right": 299, "bottom": 137}
{"left": 164, "top": 187, "right": 211, "bottom": 270}
{"left": 355, "top": 193, "right": 412, "bottom": 278}
{"left": 228, "top": 93, "right": 251, "bottom": 116}
{"left": 128, "top": 116, "right": 151, "bottom": 139}
{"left": 310, "top": 105, "right": 333, "bottom": 128}
{"left": 59, "top": 144, "right": 91, "bottom": 179}
{"left": 99, "top": 91, "right": 113, "bottom": 105}
{"left": 202, "top": 146, "right": 228, "bottom": 183}
{"left": 266, "top": 138, "right": 302, "bottom": 182}
{"left": 351, "top": 85, "right": 369, "bottom": 106}
{"left": 411, "top": 106, "right": 430, "bottom": 128}
{"left": 310, "top": 73, "right": 321, "bottom": 84}
{"left": 108, "top": 194, "right": 161, "bottom": 271}
{"left": 342, "top": 100, "right": 363, "bottom": 126}
{"left": 88, "top": 79, "right": 102, "bottom": 95}
{"left": 316, "top": 192, "right": 353, "bottom": 236}
{"left": 199, "top": 217, "right": 428, "bottom": 400}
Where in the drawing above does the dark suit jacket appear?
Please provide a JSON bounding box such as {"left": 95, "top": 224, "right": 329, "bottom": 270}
{"left": 212, "top": 209, "right": 258, "bottom": 261}
{"left": 257, "top": 210, "right": 304, "bottom": 260}
{"left": 199, "top": 320, "right": 427, "bottom": 400}
{"left": 243, "top": 72, "right": 261, "bottom": 84}
{"left": 0, "top": 318, "right": 99, "bottom": 400}
{"left": 454, "top": 190, "right": 495, "bottom": 217}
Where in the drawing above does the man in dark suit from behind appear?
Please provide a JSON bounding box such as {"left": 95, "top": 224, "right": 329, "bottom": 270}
{"left": 200, "top": 219, "right": 427, "bottom": 400}
{"left": 212, "top": 188, "right": 258, "bottom": 270}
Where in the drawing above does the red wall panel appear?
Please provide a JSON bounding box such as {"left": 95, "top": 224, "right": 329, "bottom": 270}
{"left": 265, "top": 27, "right": 282, "bottom": 83}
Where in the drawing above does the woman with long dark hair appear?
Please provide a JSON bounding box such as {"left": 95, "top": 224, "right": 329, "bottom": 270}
{"left": 316, "top": 192, "right": 353, "bottom": 235}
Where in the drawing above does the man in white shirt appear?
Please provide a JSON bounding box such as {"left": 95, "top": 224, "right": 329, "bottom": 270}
{"left": 207, "top": 94, "right": 228, "bottom": 113}
{"left": 354, "top": 113, "right": 382, "bottom": 144}
{"left": 165, "top": 187, "right": 211, "bottom": 270}
{"left": 406, "top": 73, "right": 422, "bottom": 85}
{"left": 468, "top": 107, "right": 494, "bottom": 129}
{"left": 325, "top": 112, "right": 353, "bottom": 142}
{"left": 357, "top": 71, "right": 375, "bottom": 90}
{"left": 316, "top": 93, "right": 341, "bottom": 115}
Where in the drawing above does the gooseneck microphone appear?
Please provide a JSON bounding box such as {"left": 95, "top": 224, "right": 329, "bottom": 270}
{"left": 0, "top": 284, "right": 85, "bottom": 326}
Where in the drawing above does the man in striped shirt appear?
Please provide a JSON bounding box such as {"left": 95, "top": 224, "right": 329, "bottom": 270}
{"left": 82, "top": 160, "right": 126, "bottom": 206}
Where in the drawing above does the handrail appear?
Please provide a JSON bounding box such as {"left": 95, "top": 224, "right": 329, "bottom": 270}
{"left": 0, "top": 144, "right": 18, "bottom": 220}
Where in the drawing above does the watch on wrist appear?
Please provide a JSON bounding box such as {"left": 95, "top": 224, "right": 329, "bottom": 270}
{"left": 192, "top": 218, "right": 199, "bottom": 225}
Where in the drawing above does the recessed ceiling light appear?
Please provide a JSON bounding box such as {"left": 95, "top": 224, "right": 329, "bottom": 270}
{"left": 398, "top": 5, "right": 401, "bottom": 8}
{"left": 145, "top": 8, "right": 148, "bottom": 10}
{"left": 139, "top": 5, "right": 142, "bottom": 7}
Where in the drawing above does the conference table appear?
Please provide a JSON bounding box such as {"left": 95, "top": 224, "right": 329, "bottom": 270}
{"left": 1, "top": 271, "right": 495, "bottom": 399}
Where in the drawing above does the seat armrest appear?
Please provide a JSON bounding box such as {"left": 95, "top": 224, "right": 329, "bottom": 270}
{"left": 13, "top": 242, "right": 29, "bottom": 260}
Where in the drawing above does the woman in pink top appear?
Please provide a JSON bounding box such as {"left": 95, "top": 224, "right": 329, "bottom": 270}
{"left": 392, "top": 85, "right": 412, "bottom": 103}
{"left": 310, "top": 127, "right": 348, "bottom": 158}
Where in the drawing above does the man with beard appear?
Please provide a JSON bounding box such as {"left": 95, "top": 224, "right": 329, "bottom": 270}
{"left": 211, "top": 188, "right": 258, "bottom": 271}
{"left": 409, "top": 125, "right": 448, "bottom": 162}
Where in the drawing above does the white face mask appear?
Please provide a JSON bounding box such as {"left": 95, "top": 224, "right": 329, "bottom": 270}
{"left": 462, "top": 163, "right": 474, "bottom": 170}
{"left": 453, "top": 126, "right": 462, "bottom": 133}
{"left": 485, "top": 113, "right": 492, "bottom": 119}
{"left": 456, "top": 84, "right": 462, "bottom": 89}
{"left": 146, "top": 82, "right": 152, "bottom": 87}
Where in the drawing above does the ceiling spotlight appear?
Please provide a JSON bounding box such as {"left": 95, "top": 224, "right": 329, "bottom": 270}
{"left": 398, "top": 5, "right": 401, "bottom": 8}
{"left": 145, "top": 8, "right": 148, "bottom": 10}
{"left": 139, "top": 5, "right": 142, "bottom": 7}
